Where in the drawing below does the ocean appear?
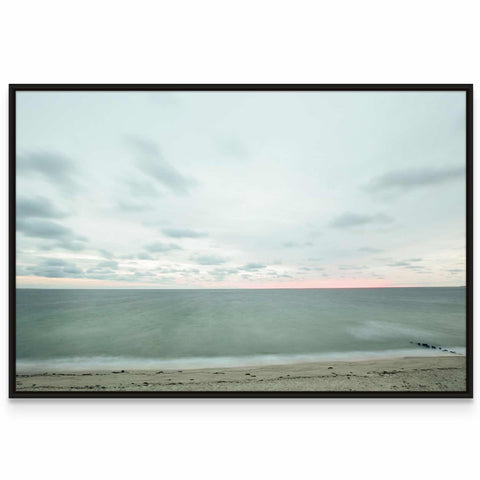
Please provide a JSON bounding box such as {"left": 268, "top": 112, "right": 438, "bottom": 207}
{"left": 16, "top": 287, "right": 466, "bottom": 372}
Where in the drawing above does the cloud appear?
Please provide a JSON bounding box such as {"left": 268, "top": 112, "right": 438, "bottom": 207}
{"left": 22, "top": 259, "right": 84, "bottom": 278}
{"left": 119, "top": 254, "right": 135, "bottom": 260}
{"left": 162, "top": 228, "right": 207, "bottom": 239}
{"left": 116, "top": 200, "right": 153, "bottom": 213}
{"left": 144, "top": 242, "right": 182, "bottom": 253}
{"left": 239, "top": 263, "right": 267, "bottom": 271}
{"left": 84, "top": 266, "right": 119, "bottom": 280}
{"left": 17, "top": 196, "right": 68, "bottom": 220}
{"left": 17, "top": 218, "right": 88, "bottom": 251}
{"left": 127, "top": 137, "right": 196, "bottom": 195}
{"left": 17, "top": 218, "right": 75, "bottom": 239}
{"left": 56, "top": 239, "right": 88, "bottom": 251}
{"left": 282, "top": 241, "right": 299, "bottom": 248}
{"left": 137, "top": 252, "right": 154, "bottom": 260}
{"left": 211, "top": 267, "right": 238, "bottom": 280}
{"left": 365, "top": 166, "right": 464, "bottom": 193}
{"left": 97, "top": 260, "right": 119, "bottom": 269}
{"left": 339, "top": 265, "right": 366, "bottom": 271}
{"left": 17, "top": 152, "right": 79, "bottom": 191}
{"left": 330, "top": 212, "right": 393, "bottom": 228}
{"left": 125, "top": 179, "right": 160, "bottom": 198}
{"left": 192, "top": 255, "right": 227, "bottom": 265}
{"left": 358, "top": 246, "right": 383, "bottom": 253}
{"left": 98, "top": 249, "right": 114, "bottom": 259}
{"left": 387, "top": 259, "right": 423, "bottom": 268}
{"left": 212, "top": 268, "right": 238, "bottom": 274}
{"left": 43, "top": 258, "right": 70, "bottom": 267}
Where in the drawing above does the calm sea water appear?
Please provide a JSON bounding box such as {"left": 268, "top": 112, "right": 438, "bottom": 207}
{"left": 16, "top": 288, "right": 466, "bottom": 371}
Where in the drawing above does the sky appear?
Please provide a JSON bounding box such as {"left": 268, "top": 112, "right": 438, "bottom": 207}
{"left": 16, "top": 90, "right": 466, "bottom": 288}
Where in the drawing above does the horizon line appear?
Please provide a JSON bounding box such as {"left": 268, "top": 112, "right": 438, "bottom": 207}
{"left": 15, "top": 285, "right": 466, "bottom": 291}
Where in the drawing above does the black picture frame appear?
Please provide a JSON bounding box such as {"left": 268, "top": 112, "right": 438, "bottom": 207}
{"left": 9, "top": 84, "right": 474, "bottom": 399}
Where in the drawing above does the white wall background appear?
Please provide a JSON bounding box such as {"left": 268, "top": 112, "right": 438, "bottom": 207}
{"left": 1, "top": 1, "right": 478, "bottom": 479}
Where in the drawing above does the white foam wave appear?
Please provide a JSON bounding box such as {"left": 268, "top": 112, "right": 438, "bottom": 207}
{"left": 16, "top": 347, "right": 466, "bottom": 373}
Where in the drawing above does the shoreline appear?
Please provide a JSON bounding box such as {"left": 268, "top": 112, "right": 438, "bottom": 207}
{"left": 15, "top": 355, "right": 466, "bottom": 392}
{"left": 16, "top": 347, "right": 466, "bottom": 373}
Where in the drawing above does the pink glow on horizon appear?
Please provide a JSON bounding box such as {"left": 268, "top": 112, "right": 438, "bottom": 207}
{"left": 17, "top": 275, "right": 397, "bottom": 289}
{"left": 205, "top": 277, "right": 396, "bottom": 289}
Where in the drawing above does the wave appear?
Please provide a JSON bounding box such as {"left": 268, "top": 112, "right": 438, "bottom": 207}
{"left": 16, "top": 347, "right": 466, "bottom": 373}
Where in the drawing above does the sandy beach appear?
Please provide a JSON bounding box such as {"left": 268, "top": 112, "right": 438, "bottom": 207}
{"left": 15, "top": 355, "right": 466, "bottom": 393}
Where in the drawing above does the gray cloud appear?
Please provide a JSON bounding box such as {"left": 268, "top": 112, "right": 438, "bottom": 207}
{"left": 137, "top": 252, "right": 154, "bottom": 260}
{"left": 144, "top": 242, "right": 182, "bottom": 253}
{"left": 116, "top": 200, "right": 152, "bottom": 213}
{"left": 212, "top": 267, "right": 238, "bottom": 274}
{"left": 43, "top": 258, "right": 70, "bottom": 267}
{"left": 133, "top": 272, "right": 157, "bottom": 279}
{"left": 162, "top": 228, "right": 207, "bottom": 239}
{"left": 239, "top": 263, "right": 267, "bottom": 271}
{"left": 365, "top": 166, "right": 464, "bottom": 193}
{"left": 97, "top": 260, "right": 119, "bottom": 269}
{"left": 23, "top": 259, "right": 84, "bottom": 278}
{"left": 330, "top": 212, "right": 393, "bottom": 229}
{"left": 125, "top": 178, "right": 160, "bottom": 198}
{"left": 388, "top": 261, "right": 410, "bottom": 267}
{"left": 358, "top": 246, "right": 383, "bottom": 253}
{"left": 98, "top": 249, "right": 114, "bottom": 259}
{"left": 17, "top": 218, "right": 88, "bottom": 252}
{"left": 447, "top": 269, "right": 464, "bottom": 274}
{"left": 17, "top": 152, "right": 79, "bottom": 190}
{"left": 127, "top": 137, "right": 196, "bottom": 195}
{"left": 211, "top": 267, "right": 238, "bottom": 280}
{"left": 85, "top": 266, "right": 117, "bottom": 279}
{"left": 17, "top": 196, "right": 68, "bottom": 220}
{"left": 18, "top": 218, "right": 74, "bottom": 239}
{"left": 339, "top": 265, "right": 366, "bottom": 271}
{"left": 119, "top": 254, "right": 135, "bottom": 260}
{"left": 56, "top": 239, "right": 88, "bottom": 252}
{"left": 192, "top": 255, "right": 227, "bottom": 265}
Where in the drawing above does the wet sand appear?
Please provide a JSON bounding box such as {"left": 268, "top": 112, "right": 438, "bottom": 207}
{"left": 15, "top": 355, "right": 466, "bottom": 392}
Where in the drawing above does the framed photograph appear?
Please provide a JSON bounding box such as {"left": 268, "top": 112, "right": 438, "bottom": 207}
{"left": 9, "top": 84, "right": 473, "bottom": 398}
